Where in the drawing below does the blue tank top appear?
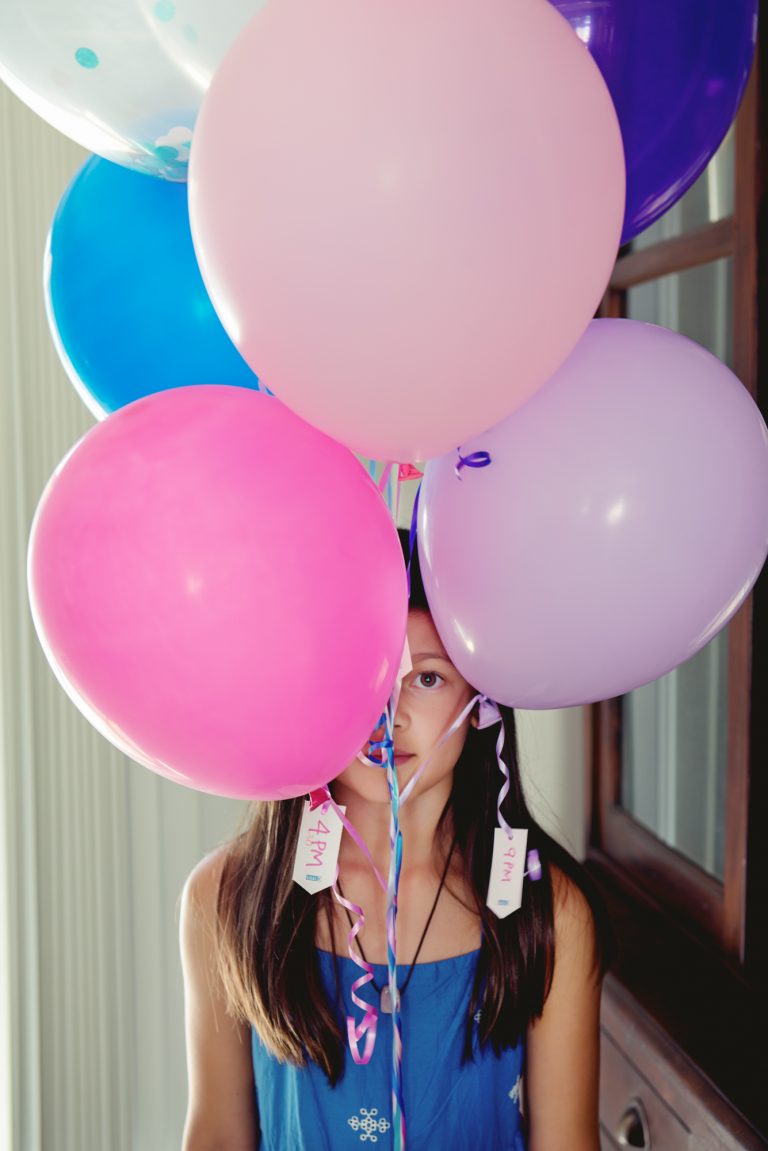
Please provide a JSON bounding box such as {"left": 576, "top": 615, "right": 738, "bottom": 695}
{"left": 251, "top": 947, "right": 527, "bottom": 1150}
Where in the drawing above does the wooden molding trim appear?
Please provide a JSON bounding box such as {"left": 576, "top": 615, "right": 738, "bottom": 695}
{"left": 609, "top": 217, "right": 736, "bottom": 291}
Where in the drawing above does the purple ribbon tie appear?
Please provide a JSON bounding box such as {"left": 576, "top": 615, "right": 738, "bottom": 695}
{"left": 454, "top": 448, "right": 491, "bottom": 480}
{"left": 525, "top": 849, "right": 542, "bottom": 882}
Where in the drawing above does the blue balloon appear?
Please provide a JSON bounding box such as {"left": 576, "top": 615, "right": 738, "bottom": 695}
{"left": 45, "top": 156, "right": 263, "bottom": 417}
{"left": 551, "top": 0, "right": 758, "bottom": 244}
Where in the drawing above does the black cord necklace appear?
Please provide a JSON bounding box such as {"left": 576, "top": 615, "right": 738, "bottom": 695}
{"left": 336, "top": 837, "right": 457, "bottom": 1014}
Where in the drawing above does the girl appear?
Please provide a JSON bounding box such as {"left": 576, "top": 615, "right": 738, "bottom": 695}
{"left": 180, "top": 529, "right": 609, "bottom": 1151}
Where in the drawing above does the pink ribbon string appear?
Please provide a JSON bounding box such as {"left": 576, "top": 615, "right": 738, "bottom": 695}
{"left": 308, "top": 786, "right": 387, "bottom": 894}
{"left": 377, "top": 461, "right": 395, "bottom": 496}
{"left": 331, "top": 872, "right": 378, "bottom": 1065}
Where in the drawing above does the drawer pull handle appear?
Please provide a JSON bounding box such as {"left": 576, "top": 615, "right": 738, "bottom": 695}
{"left": 615, "top": 1100, "right": 650, "bottom": 1148}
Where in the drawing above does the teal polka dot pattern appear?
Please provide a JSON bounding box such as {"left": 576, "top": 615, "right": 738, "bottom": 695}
{"left": 154, "top": 0, "right": 176, "bottom": 19}
{"left": 136, "top": 126, "right": 193, "bottom": 180}
{"left": 155, "top": 144, "right": 179, "bottom": 163}
{"left": 183, "top": 24, "right": 198, "bottom": 42}
{"left": 74, "top": 47, "right": 99, "bottom": 69}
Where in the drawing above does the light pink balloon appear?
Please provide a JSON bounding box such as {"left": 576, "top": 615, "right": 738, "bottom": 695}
{"left": 28, "top": 386, "right": 407, "bottom": 799}
{"left": 189, "top": 0, "right": 625, "bottom": 462}
{"left": 418, "top": 320, "right": 768, "bottom": 708}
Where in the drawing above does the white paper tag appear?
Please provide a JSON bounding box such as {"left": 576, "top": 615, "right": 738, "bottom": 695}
{"left": 486, "top": 827, "right": 528, "bottom": 918}
{"left": 292, "top": 800, "right": 346, "bottom": 893}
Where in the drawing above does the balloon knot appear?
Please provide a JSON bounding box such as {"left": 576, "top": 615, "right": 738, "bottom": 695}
{"left": 455, "top": 449, "right": 491, "bottom": 480}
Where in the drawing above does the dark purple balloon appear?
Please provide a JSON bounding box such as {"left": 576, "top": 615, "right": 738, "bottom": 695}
{"left": 551, "top": 0, "right": 758, "bottom": 243}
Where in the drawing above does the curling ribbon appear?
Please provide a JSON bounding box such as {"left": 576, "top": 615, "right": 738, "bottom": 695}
{"left": 473, "top": 696, "right": 516, "bottom": 839}
{"left": 473, "top": 699, "right": 542, "bottom": 882}
{"left": 332, "top": 875, "right": 378, "bottom": 1065}
{"left": 307, "top": 793, "right": 379, "bottom": 1067}
{"left": 454, "top": 447, "right": 492, "bottom": 479}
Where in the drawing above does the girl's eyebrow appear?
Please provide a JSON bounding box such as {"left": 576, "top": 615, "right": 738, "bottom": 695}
{"left": 411, "top": 651, "right": 452, "bottom": 663}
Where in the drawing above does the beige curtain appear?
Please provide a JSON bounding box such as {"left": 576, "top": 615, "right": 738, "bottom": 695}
{"left": 0, "top": 85, "right": 244, "bottom": 1151}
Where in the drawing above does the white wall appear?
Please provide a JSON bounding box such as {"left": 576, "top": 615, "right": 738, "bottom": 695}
{"left": 0, "top": 84, "right": 585, "bottom": 1151}
{"left": 517, "top": 709, "right": 586, "bottom": 858}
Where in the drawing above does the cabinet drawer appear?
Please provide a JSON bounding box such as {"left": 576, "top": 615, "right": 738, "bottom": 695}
{"left": 601, "top": 1029, "right": 692, "bottom": 1149}
{"left": 599, "top": 976, "right": 768, "bottom": 1150}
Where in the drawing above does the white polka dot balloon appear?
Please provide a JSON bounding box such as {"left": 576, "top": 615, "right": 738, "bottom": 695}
{"left": 137, "top": 0, "right": 269, "bottom": 90}
{"left": 0, "top": 1, "right": 264, "bottom": 179}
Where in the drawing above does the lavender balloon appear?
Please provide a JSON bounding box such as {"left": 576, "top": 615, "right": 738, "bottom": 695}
{"left": 418, "top": 320, "right": 768, "bottom": 709}
{"left": 551, "top": 0, "right": 758, "bottom": 243}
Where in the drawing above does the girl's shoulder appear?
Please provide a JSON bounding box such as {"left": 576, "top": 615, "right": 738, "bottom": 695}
{"left": 179, "top": 844, "right": 259, "bottom": 1149}
{"left": 181, "top": 843, "right": 232, "bottom": 923}
{"left": 524, "top": 861, "right": 603, "bottom": 1148}
{"left": 548, "top": 861, "right": 601, "bottom": 978}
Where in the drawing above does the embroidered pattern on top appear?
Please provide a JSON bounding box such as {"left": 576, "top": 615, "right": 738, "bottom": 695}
{"left": 347, "top": 1107, "right": 392, "bottom": 1142}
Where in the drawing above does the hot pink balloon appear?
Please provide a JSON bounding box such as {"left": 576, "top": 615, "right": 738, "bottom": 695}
{"left": 189, "top": 0, "right": 625, "bottom": 462}
{"left": 28, "top": 386, "right": 407, "bottom": 798}
{"left": 418, "top": 320, "right": 768, "bottom": 708}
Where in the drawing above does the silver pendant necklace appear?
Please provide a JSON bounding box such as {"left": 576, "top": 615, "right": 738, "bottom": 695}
{"left": 337, "top": 838, "right": 456, "bottom": 1014}
{"left": 379, "top": 984, "right": 399, "bottom": 1015}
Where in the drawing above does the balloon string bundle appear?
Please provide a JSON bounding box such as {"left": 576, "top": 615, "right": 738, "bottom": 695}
{"left": 320, "top": 688, "right": 541, "bottom": 1151}
{"left": 312, "top": 681, "right": 540, "bottom": 1149}
{"left": 384, "top": 701, "right": 406, "bottom": 1149}
{"left": 310, "top": 463, "right": 545, "bottom": 1150}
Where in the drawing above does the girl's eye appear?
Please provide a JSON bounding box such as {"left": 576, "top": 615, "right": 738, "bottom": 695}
{"left": 412, "top": 671, "right": 445, "bottom": 690}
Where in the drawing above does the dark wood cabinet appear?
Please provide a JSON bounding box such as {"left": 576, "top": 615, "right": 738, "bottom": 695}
{"left": 600, "top": 977, "right": 767, "bottom": 1150}
{"left": 589, "top": 17, "right": 768, "bottom": 1143}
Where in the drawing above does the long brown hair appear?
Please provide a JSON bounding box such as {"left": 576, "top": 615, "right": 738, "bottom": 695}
{"left": 213, "top": 531, "right": 610, "bottom": 1084}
